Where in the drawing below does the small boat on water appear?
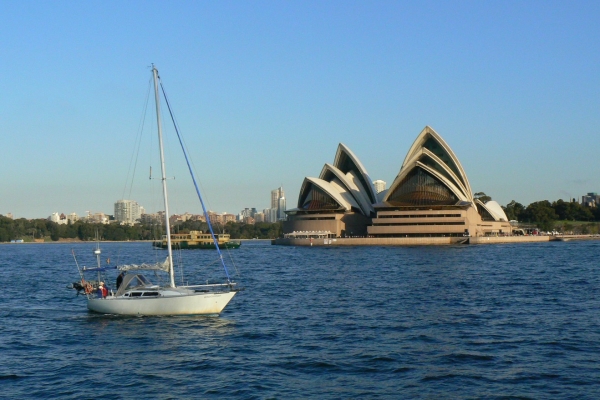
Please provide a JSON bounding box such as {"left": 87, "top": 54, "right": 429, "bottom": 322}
{"left": 69, "top": 65, "right": 240, "bottom": 316}
{"left": 153, "top": 230, "right": 241, "bottom": 250}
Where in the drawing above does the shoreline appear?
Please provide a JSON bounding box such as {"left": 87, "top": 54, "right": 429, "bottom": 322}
{"left": 0, "top": 238, "right": 272, "bottom": 244}
{"left": 272, "top": 235, "right": 600, "bottom": 246}
{"left": 3, "top": 235, "right": 599, "bottom": 246}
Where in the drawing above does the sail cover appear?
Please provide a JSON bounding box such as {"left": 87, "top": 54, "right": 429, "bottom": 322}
{"left": 117, "top": 258, "right": 170, "bottom": 272}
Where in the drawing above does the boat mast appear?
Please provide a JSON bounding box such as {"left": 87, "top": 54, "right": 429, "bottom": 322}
{"left": 152, "top": 64, "right": 176, "bottom": 288}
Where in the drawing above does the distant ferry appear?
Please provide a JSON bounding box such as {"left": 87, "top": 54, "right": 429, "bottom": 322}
{"left": 153, "top": 230, "right": 241, "bottom": 250}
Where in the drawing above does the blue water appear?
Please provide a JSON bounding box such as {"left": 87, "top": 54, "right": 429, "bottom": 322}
{"left": 1, "top": 240, "right": 600, "bottom": 399}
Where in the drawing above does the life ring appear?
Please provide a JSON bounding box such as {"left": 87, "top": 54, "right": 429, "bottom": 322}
{"left": 82, "top": 281, "right": 93, "bottom": 295}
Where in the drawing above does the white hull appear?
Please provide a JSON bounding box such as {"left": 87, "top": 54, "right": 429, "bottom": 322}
{"left": 87, "top": 291, "right": 236, "bottom": 316}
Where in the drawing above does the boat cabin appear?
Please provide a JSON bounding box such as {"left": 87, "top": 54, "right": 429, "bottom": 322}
{"left": 115, "top": 274, "right": 158, "bottom": 297}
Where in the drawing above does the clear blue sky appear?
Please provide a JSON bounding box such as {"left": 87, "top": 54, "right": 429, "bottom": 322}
{"left": 1, "top": 1, "right": 598, "bottom": 219}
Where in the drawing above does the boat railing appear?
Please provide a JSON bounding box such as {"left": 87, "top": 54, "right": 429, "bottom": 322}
{"left": 182, "top": 282, "right": 236, "bottom": 289}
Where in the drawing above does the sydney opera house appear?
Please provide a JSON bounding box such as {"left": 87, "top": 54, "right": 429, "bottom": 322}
{"left": 280, "top": 126, "right": 512, "bottom": 244}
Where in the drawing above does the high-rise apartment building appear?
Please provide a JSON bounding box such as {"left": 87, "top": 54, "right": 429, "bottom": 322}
{"left": 373, "top": 180, "right": 387, "bottom": 194}
{"left": 239, "top": 208, "right": 256, "bottom": 220}
{"left": 264, "top": 208, "right": 278, "bottom": 223}
{"left": 271, "top": 187, "right": 286, "bottom": 220}
{"left": 582, "top": 192, "right": 600, "bottom": 207}
{"left": 114, "top": 199, "right": 142, "bottom": 224}
{"left": 222, "top": 214, "right": 237, "bottom": 224}
{"left": 271, "top": 187, "right": 284, "bottom": 209}
{"left": 254, "top": 212, "right": 265, "bottom": 223}
{"left": 278, "top": 196, "right": 286, "bottom": 220}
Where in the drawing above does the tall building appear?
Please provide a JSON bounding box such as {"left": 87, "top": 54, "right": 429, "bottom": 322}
{"left": 67, "top": 213, "right": 79, "bottom": 223}
{"left": 114, "top": 199, "right": 142, "bottom": 224}
{"left": 49, "top": 212, "right": 67, "bottom": 225}
{"left": 222, "top": 214, "right": 237, "bottom": 224}
{"left": 239, "top": 208, "right": 255, "bottom": 219}
{"left": 271, "top": 187, "right": 286, "bottom": 220}
{"left": 582, "top": 192, "right": 599, "bottom": 207}
{"left": 373, "top": 180, "right": 386, "bottom": 194}
{"left": 206, "top": 212, "right": 223, "bottom": 225}
{"left": 271, "top": 187, "right": 284, "bottom": 209}
{"left": 264, "top": 208, "right": 278, "bottom": 223}
{"left": 140, "top": 213, "right": 162, "bottom": 224}
{"left": 90, "top": 212, "right": 109, "bottom": 224}
{"left": 278, "top": 197, "right": 286, "bottom": 220}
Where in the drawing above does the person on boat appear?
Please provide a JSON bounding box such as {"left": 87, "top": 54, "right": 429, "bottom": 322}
{"left": 116, "top": 271, "right": 125, "bottom": 289}
{"left": 98, "top": 282, "right": 108, "bottom": 298}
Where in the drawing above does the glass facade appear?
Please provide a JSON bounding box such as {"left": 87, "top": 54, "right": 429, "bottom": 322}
{"left": 301, "top": 184, "right": 341, "bottom": 210}
{"left": 422, "top": 137, "right": 465, "bottom": 187}
{"left": 387, "top": 167, "right": 458, "bottom": 206}
{"left": 419, "top": 155, "right": 459, "bottom": 190}
{"left": 478, "top": 205, "right": 496, "bottom": 221}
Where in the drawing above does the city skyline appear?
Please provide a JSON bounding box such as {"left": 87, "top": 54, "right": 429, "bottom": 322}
{"left": 13, "top": 185, "right": 290, "bottom": 222}
{"left": 5, "top": 185, "right": 597, "bottom": 222}
{"left": 1, "top": 2, "right": 599, "bottom": 219}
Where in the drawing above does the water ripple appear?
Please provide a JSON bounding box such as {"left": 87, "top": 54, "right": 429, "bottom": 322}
{"left": 1, "top": 240, "right": 600, "bottom": 398}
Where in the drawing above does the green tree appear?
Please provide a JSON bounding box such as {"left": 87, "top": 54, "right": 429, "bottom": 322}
{"left": 0, "top": 227, "right": 8, "bottom": 242}
{"left": 552, "top": 199, "right": 570, "bottom": 220}
{"left": 474, "top": 192, "right": 492, "bottom": 203}
{"left": 174, "top": 220, "right": 209, "bottom": 233}
{"left": 594, "top": 206, "right": 600, "bottom": 221}
{"left": 64, "top": 221, "right": 78, "bottom": 238}
{"left": 502, "top": 200, "right": 525, "bottom": 221}
{"left": 50, "top": 223, "right": 60, "bottom": 241}
{"left": 521, "top": 200, "right": 557, "bottom": 231}
{"left": 574, "top": 206, "right": 594, "bottom": 221}
{"left": 77, "top": 222, "right": 97, "bottom": 240}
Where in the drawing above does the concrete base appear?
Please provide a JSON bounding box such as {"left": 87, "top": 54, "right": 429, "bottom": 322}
{"left": 469, "top": 236, "right": 549, "bottom": 244}
{"left": 272, "top": 236, "right": 552, "bottom": 246}
{"left": 551, "top": 235, "right": 600, "bottom": 242}
{"left": 272, "top": 237, "right": 466, "bottom": 246}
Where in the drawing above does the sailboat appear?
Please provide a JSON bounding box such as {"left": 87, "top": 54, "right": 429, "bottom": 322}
{"left": 71, "top": 65, "right": 239, "bottom": 316}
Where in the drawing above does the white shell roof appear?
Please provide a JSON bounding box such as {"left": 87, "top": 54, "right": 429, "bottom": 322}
{"left": 333, "top": 143, "right": 378, "bottom": 205}
{"left": 319, "top": 163, "right": 374, "bottom": 215}
{"left": 384, "top": 126, "right": 474, "bottom": 203}
{"left": 293, "top": 128, "right": 504, "bottom": 217}
{"left": 299, "top": 177, "right": 359, "bottom": 211}
{"left": 477, "top": 200, "right": 509, "bottom": 222}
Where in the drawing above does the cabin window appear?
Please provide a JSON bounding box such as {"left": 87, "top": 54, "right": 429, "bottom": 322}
{"left": 121, "top": 274, "right": 153, "bottom": 292}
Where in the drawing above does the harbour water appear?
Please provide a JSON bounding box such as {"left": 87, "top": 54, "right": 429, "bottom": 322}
{"left": 1, "top": 240, "right": 599, "bottom": 398}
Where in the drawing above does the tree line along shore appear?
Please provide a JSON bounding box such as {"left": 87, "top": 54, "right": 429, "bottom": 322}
{"left": 2, "top": 197, "right": 600, "bottom": 242}
{"left": 0, "top": 216, "right": 283, "bottom": 243}
{"left": 502, "top": 198, "right": 600, "bottom": 233}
